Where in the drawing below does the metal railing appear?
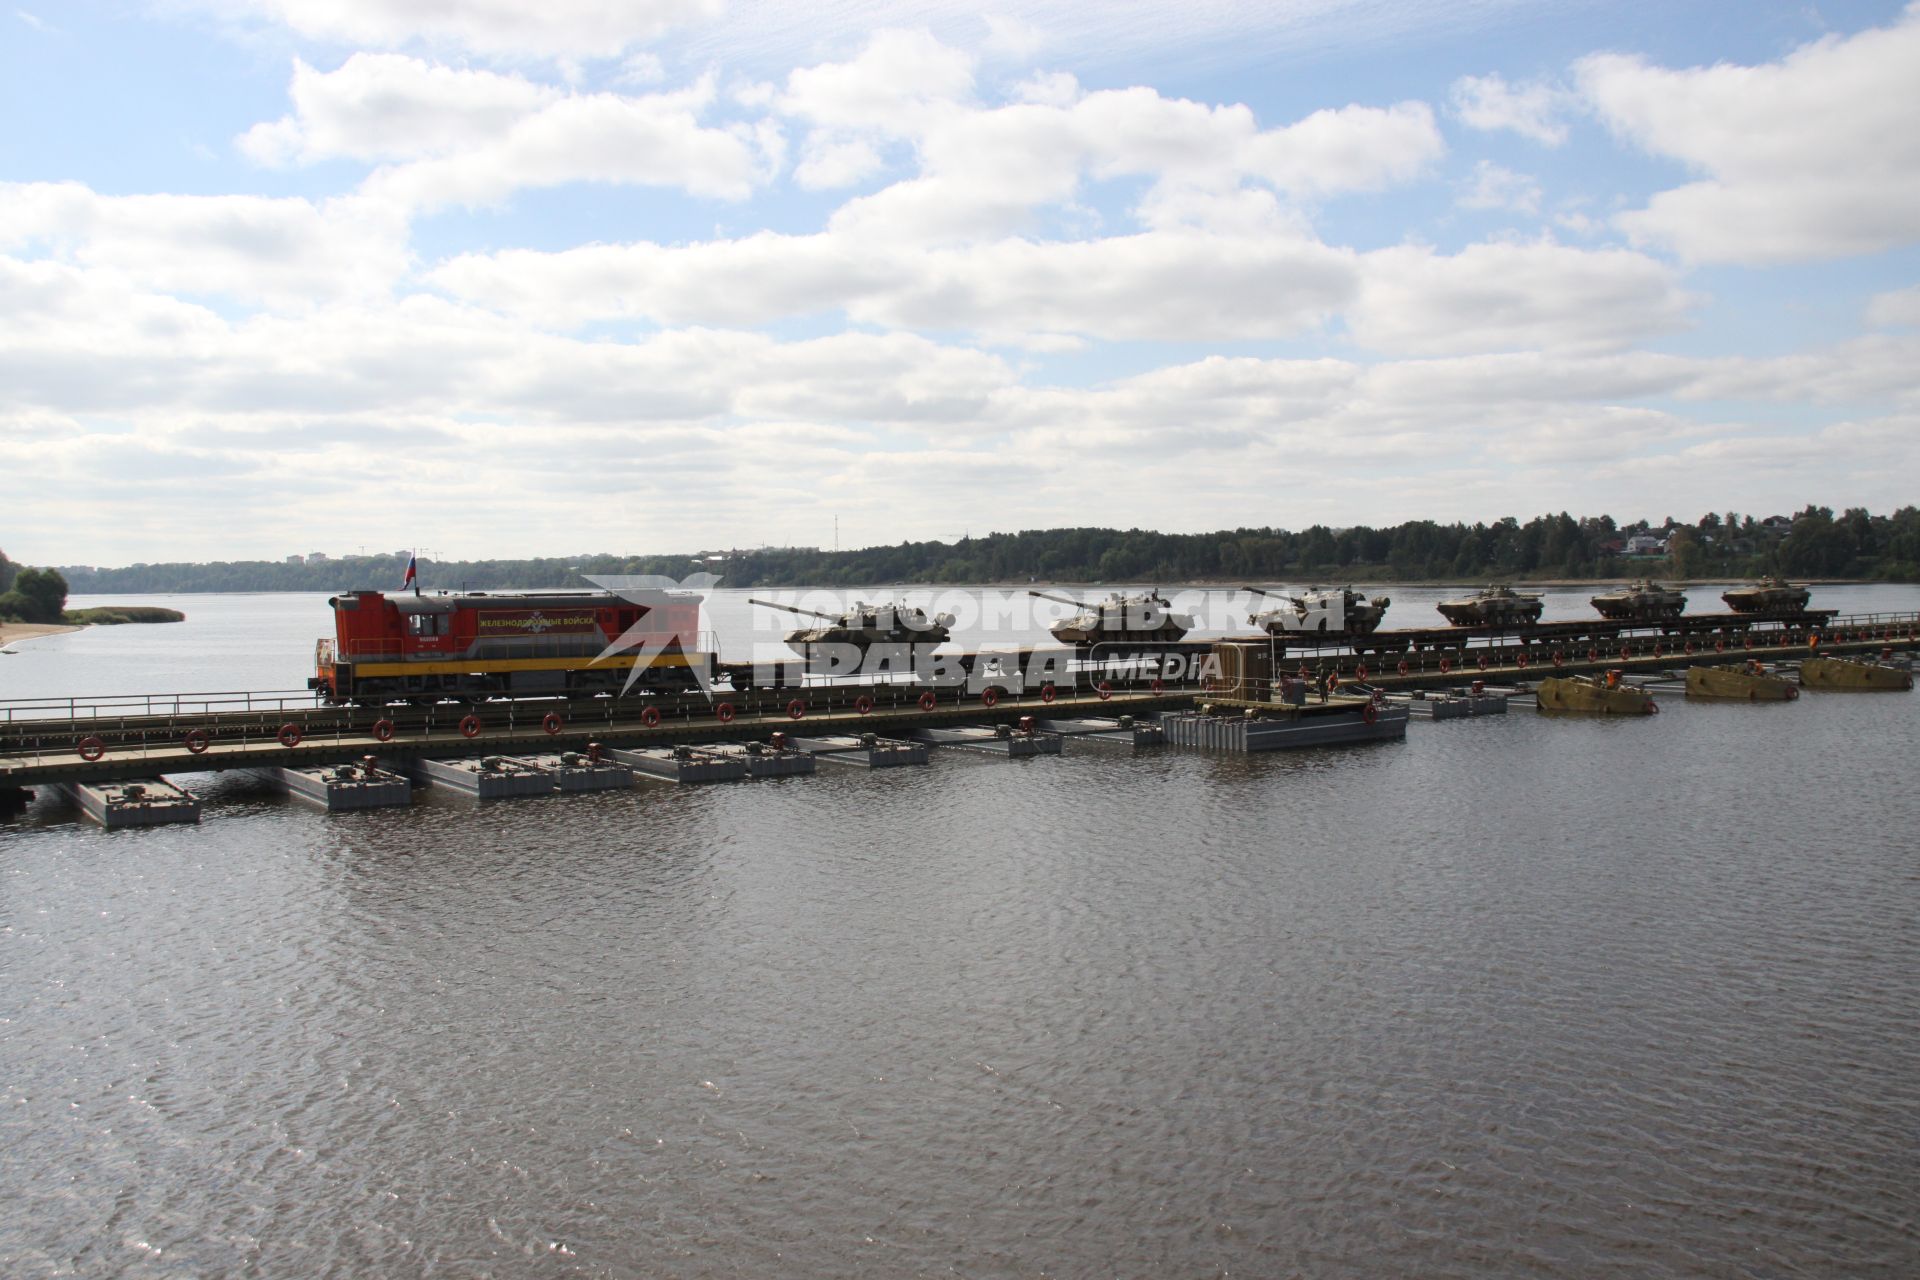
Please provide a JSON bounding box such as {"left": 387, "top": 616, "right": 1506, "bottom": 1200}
{"left": 0, "top": 689, "right": 323, "bottom": 727}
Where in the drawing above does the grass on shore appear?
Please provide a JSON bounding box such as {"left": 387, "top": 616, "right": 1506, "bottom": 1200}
{"left": 62, "top": 606, "right": 186, "bottom": 625}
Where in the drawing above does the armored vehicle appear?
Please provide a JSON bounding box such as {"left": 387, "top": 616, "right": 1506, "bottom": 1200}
{"left": 751, "top": 599, "right": 955, "bottom": 650}
{"left": 1589, "top": 579, "right": 1687, "bottom": 622}
{"left": 1028, "top": 590, "right": 1193, "bottom": 647}
{"left": 1435, "top": 584, "right": 1545, "bottom": 627}
{"left": 1721, "top": 576, "right": 1811, "bottom": 614}
{"left": 1245, "top": 585, "right": 1390, "bottom": 636}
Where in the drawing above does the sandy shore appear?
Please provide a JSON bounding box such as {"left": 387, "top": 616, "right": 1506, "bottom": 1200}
{"left": 0, "top": 621, "right": 83, "bottom": 646}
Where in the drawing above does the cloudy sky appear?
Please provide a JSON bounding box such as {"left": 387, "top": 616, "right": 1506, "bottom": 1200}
{"left": 4, "top": 0, "right": 1917, "bottom": 565}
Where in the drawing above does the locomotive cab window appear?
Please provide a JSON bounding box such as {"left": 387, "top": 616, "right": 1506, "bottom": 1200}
{"left": 408, "top": 613, "right": 445, "bottom": 637}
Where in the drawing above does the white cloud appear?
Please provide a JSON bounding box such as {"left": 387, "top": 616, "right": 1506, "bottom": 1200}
{"left": 238, "top": 54, "right": 560, "bottom": 166}
{"left": 429, "top": 224, "right": 1705, "bottom": 361}
{"left": 356, "top": 75, "right": 773, "bottom": 208}
{"left": 1866, "top": 284, "right": 1920, "bottom": 328}
{"left": 816, "top": 83, "right": 1441, "bottom": 244}
{"left": 982, "top": 13, "right": 1046, "bottom": 61}
{"left": 6, "top": 264, "right": 1917, "bottom": 561}
{"left": 778, "top": 28, "right": 976, "bottom": 139}
{"left": 205, "top": 0, "right": 719, "bottom": 61}
{"left": 0, "top": 182, "right": 408, "bottom": 305}
{"left": 1456, "top": 159, "right": 1541, "bottom": 214}
{"left": 13, "top": 9, "right": 1919, "bottom": 562}
{"left": 793, "top": 138, "right": 885, "bottom": 190}
{"left": 236, "top": 57, "right": 771, "bottom": 207}
{"left": 1579, "top": 6, "right": 1920, "bottom": 262}
{"left": 1449, "top": 72, "right": 1570, "bottom": 145}
{"left": 1239, "top": 100, "right": 1442, "bottom": 195}
{"left": 428, "top": 227, "right": 1358, "bottom": 341}
{"left": 1347, "top": 240, "right": 1695, "bottom": 356}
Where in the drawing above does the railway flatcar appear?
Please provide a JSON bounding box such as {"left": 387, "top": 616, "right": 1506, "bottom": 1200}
{"left": 310, "top": 589, "right": 706, "bottom": 703}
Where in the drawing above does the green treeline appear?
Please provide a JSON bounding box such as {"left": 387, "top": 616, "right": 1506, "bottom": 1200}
{"left": 51, "top": 504, "right": 1920, "bottom": 594}
{"left": 0, "top": 551, "right": 71, "bottom": 624}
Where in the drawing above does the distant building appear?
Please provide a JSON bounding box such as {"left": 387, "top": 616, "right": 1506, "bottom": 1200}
{"left": 307, "top": 552, "right": 329, "bottom": 563}
{"left": 1760, "top": 515, "right": 1793, "bottom": 532}
{"left": 286, "top": 554, "right": 304, "bottom": 564}
{"left": 1623, "top": 534, "right": 1666, "bottom": 556}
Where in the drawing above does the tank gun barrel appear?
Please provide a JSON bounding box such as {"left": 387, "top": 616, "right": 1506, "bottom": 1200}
{"left": 748, "top": 598, "right": 841, "bottom": 622}
{"left": 1027, "top": 589, "right": 1089, "bottom": 610}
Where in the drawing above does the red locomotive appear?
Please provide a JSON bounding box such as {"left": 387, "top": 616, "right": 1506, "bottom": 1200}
{"left": 310, "top": 589, "right": 706, "bottom": 703}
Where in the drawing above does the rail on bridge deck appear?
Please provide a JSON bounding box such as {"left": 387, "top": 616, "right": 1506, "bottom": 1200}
{"left": 0, "top": 680, "right": 1198, "bottom": 789}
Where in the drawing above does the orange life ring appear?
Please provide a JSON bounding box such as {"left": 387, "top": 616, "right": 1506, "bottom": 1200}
{"left": 1150, "top": 678, "right": 1164, "bottom": 694}
{"left": 542, "top": 711, "right": 563, "bottom": 735}
{"left": 457, "top": 715, "right": 480, "bottom": 738}
{"left": 785, "top": 699, "right": 806, "bottom": 720}
{"left": 1620, "top": 644, "right": 1632, "bottom": 660}
{"left": 1040, "top": 683, "right": 1056, "bottom": 704}
{"left": 980, "top": 687, "right": 1000, "bottom": 708}
{"left": 1552, "top": 650, "right": 1565, "bottom": 668}
{"left": 1476, "top": 653, "right": 1488, "bottom": 671}
{"left": 918, "top": 691, "right": 937, "bottom": 712}
{"left": 1439, "top": 657, "right": 1452, "bottom": 674}
{"left": 77, "top": 735, "right": 106, "bottom": 762}
{"left": 854, "top": 695, "right": 874, "bottom": 715}
{"left": 1355, "top": 663, "right": 1369, "bottom": 681}
{"left": 1362, "top": 701, "right": 1378, "bottom": 725}
{"left": 1651, "top": 643, "right": 1664, "bottom": 658}
{"left": 1396, "top": 660, "right": 1409, "bottom": 676}
{"left": 183, "top": 728, "right": 210, "bottom": 755}
{"left": 1516, "top": 652, "right": 1529, "bottom": 669}
{"left": 640, "top": 706, "right": 661, "bottom": 728}
{"left": 716, "top": 702, "right": 736, "bottom": 723}
{"left": 1096, "top": 681, "right": 1112, "bottom": 701}
{"left": 279, "top": 722, "right": 304, "bottom": 747}
{"left": 1588, "top": 647, "right": 1599, "bottom": 663}
{"left": 1683, "top": 641, "right": 1695, "bottom": 654}
{"left": 1743, "top": 634, "right": 1754, "bottom": 650}
{"left": 371, "top": 718, "right": 395, "bottom": 742}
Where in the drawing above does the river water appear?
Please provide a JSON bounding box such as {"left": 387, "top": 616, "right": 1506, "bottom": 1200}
{"left": 3, "top": 588, "right": 1918, "bottom": 1277}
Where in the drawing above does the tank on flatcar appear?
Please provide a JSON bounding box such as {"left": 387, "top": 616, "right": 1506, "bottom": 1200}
{"left": 1721, "top": 576, "right": 1811, "bottom": 614}
{"left": 1589, "top": 579, "right": 1687, "bottom": 622}
{"left": 309, "top": 588, "right": 706, "bottom": 702}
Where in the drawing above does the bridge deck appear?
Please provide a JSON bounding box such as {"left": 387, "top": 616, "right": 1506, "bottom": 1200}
{"left": 0, "top": 688, "right": 1190, "bottom": 788}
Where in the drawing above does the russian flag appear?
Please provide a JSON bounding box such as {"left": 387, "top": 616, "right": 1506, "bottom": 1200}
{"left": 402, "top": 552, "right": 417, "bottom": 590}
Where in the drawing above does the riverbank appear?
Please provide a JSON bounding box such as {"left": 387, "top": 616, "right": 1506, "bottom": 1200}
{"left": 0, "top": 621, "right": 82, "bottom": 645}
